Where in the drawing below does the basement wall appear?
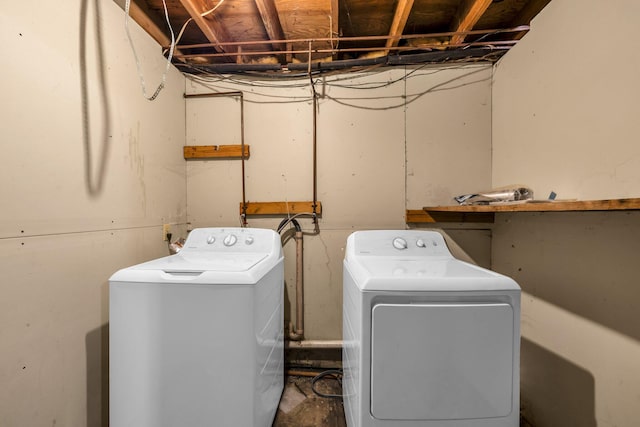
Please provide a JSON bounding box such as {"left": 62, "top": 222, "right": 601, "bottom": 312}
{"left": 185, "top": 64, "right": 493, "bottom": 340}
{"left": 492, "top": 0, "right": 640, "bottom": 426}
{"left": 0, "top": 2, "right": 186, "bottom": 426}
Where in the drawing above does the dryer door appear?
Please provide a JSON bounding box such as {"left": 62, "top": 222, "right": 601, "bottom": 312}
{"left": 370, "top": 302, "right": 515, "bottom": 421}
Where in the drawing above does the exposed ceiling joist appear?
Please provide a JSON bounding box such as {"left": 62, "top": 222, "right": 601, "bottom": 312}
{"left": 510, "top": 0, "right": 552, "bottom": 39}
{"left": 254, "top": 0, "right": 285, "bottom": 49}
{"left": 125, "top": 1, "right": 175, "bottom": 52}
{"left": 329, "top": 0, "right": 339, "bottom": 59}
{"left": 178, "top": 0, "right": 236, "bottom": 55}
{"left": 121, "top": 0, "right": 550, "bottom": 74}
{"left": 385, "top": 0, "right": 415, "bottom": 53}
{"left": 450, "top": 0, "right": 493, "bottom": 45}
{"left": 330, "top": 0, "right": 339, "bottom": 38}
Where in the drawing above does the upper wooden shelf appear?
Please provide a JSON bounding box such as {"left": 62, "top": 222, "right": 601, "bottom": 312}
{"left": 424, "top": 198, "right": 640, "bottom": 213}
{"left": 408, "top": 198, "right": 640, "bottom": 223}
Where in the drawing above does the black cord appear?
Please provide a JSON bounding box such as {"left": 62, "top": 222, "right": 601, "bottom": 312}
{"left": 311, "top": 369, "right": 343, "bottom": 399}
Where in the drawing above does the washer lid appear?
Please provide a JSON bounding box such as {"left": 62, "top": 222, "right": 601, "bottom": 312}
{"left": 109, "top": 227, "right": 284, "bottom": 284}
{"left": 130, "top": 252, "right": 269, "bottom": 273}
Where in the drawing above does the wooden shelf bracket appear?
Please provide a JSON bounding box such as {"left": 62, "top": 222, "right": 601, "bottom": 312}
{"left": 240, "top": 201, "right": 322, "bottom": 216}
{"left": 184, "top": 145, "right": 250, "bottom": 159}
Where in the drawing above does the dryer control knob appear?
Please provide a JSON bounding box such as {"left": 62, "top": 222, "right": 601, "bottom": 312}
{"left": 416, "top": 238, "right": 426, "bottom": 248}
{"left": 223, "top": 234, "right": 238, "bottom": 247}
{"left": 206, "top": 236, "right": 216, "bottom": 245}
{"left": 392, "top": 237, "right": 408, "bottom": 250}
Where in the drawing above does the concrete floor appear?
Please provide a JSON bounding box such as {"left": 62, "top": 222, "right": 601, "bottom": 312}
{"left": 271, "top": 374, "right": 532, "bottom": 427}
{"left": 273, "top": 373, "right": 346, "bottom": 427}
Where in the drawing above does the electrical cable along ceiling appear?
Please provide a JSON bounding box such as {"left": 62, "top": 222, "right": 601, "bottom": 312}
{"left": 121, "top": 0, "right": 551, "bottom": 75}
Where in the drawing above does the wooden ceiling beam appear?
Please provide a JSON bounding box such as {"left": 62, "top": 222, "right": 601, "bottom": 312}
{"left": 329, "top": 0, "right": 339, "bottom": 59}
{"left": 385, "top": 0, "right": 415, "bottom": 52}
{"left": 510, "top": 0, "right": 552, "bottom": 40}
{"left": 254, "top": 0, "right": 286, "bottom": 50}
{"left": 330, "top": 0, "right": 339, "bottom": 38}
{"left": 178, "top": 0, "right": 236, "bottom": 54}
{"left": 450, "top": 0, "right": 493, "bottom": 45}
{"left": 126, "top": 0, "right": 170, "bottom": 48}
{"left": 122, "top": 0, "right": 184, "bottom": 59}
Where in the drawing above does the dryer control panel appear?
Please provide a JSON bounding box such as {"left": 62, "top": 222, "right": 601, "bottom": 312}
{"left": 349, "top": 230, "right": 452, "bottom": 258}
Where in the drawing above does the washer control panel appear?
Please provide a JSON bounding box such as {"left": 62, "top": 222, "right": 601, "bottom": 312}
{"left": 182, "top": 228, "right": 277, "bottom": 254}
{"left": 350, "top": 230, "right": 452, "bottom": 258}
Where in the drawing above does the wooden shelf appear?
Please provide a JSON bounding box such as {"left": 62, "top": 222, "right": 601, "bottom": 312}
{"left": 409, "top": 198, "right": 640, "bottom": 224}
{"left": 184, "top": 145, "right": 249, "bottom": 159}
{"left": 240, "top": 201, "right": 322, "bottom": 216}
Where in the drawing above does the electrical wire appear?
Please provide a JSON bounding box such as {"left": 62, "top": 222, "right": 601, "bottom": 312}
{"left": 125, "top": 0, "right": 175, "bottom": 101}
{"left": 311, "top": 369, "right": 343, "bottom": 399}
{"left": 183, "top": 60, "right": 492, "bottom": 109}
{"left": 174, "top": 0, "right": 226, "bottom": 47}
{"left": 185, "top": 60, "right": 484, "bottom": 92}
{"left": 322, "top": 66, "right": 491, "bottom": 111}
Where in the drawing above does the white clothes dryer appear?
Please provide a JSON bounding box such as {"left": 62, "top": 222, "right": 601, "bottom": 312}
{"left": 109, "top": 227, "right": 284, "bottom": 427}
{"left": 342, "top": 230, "right": 520, "bottom": 427}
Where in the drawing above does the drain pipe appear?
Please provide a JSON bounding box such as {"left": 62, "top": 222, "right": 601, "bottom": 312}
{"left": 277, "top": 217, "right": 344, "bottom": 350}
{"left": 278, "top": 218, "right": 304, "bottom": 340}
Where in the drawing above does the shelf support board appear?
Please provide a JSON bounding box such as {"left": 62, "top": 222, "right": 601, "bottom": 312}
{"left": 184, "top": 145, "right": 250, "bottom": 159}
{"left": 240, "top": 201, "right": 322, "bottom": 216}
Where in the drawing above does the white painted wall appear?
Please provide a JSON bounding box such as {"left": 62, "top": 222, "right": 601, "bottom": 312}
{"left": 185, "top": 65, "right": 493, "bottom": 340}
{"left": 0, "top": 2, "right": 186, "bottom": 426}
{"left": 492, "top": 0, "right": 640, "bottom": 425}
{"left": 493, "top": 0, "right": 640, "bottom": 201}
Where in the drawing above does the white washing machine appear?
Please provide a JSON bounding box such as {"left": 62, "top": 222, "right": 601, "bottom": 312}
{"left": 342, "top": 230, "right": 520, "bottom": 427}
{"left": 109, "top": 227, "right": 284, "bottom": 427}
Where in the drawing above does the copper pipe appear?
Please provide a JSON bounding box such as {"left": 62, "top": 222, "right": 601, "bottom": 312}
{"left": 240, "top": 92, "right": 247, "bottom": 226}
{"left": 183, "top": 91, "right": 247, "bottom": 225}
{"left": 312, "top": 94, "right": 317, "bottom": 219}
{"left": 285, "top": 340, "right": 343, "bottom": 349}
{"left": 171, "top": 26, "right": 530, "bottom": 50}
{"left": 309, "top": 43, "right": 318, "bottom": 223}
{"left": 184, "top": 91, "right": 243, "bottom": 98}
{"left": 286, "top": 370, "right": 326, "bottom": 377}
{"left": 173, "top": 40, "right": 518, "bottom": 59}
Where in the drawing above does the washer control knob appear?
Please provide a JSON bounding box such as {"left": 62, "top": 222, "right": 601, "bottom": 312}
{"left": 223, "top": 234, "right": 238, "bottom": 247}
{"left": 392, "top": 237, "right": 408, "bottom": 250}
{"left": 416, "top": 238, "right": 426, "bottom": 248}
{"left": 245, "top": 236, "right": 254, "bottom": 245}
{"left": 206, "top": 235, "right": 216, "bottom": 245}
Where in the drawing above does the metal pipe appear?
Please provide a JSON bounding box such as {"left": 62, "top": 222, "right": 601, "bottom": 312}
{"left": 277, "top": 219, "right": 305, "bottom": 341}
{"left": 307, "top": 43, "right": 318, "bottom": 224}
{"left": 183, "top": 91, "right": 247, "bottom": 225}
{"left": 288, "top": 229, "right": 304, "bottom": 340}
{"left": 181, "top": 46, "right": 509, "bottom": 74}
{"left": 171, "top": 26, "right": 530, "bottom": 50}
{"left": 184, "top": 91, "right": 243, "bottom": 98}
{"left": 286, "top": 340, "right": 343, "bottom": 349}
{"left": 173, "top": 40, "right": 517, "bottom": 60}
{"left": 311, "top": 96, "right": 318, "bottom": 222}
{"left": 239, "top": 92, "right": 247, "bottom": 226}
{"left": 284, "top": 46, "right": 509, "bottom": 71}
